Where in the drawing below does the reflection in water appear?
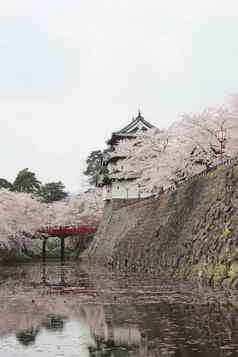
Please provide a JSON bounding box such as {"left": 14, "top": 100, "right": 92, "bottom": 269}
{"left": 42, "top": 315, "right": 65, "bottom": 331}
{"left": 41, "top": 261, "right": 67, "bottom": 287}
{"left": 0, "top": 262, "right": 238, "bottom": 356}
{"left": 16, "top": 328, "right": 40, "bottom": 346}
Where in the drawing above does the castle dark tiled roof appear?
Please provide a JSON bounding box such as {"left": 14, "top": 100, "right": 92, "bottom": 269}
{"left": 107, "top": 111, "right": 155, "bottom": 145}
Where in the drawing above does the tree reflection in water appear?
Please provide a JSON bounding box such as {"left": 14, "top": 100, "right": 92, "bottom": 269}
{"left": 0, "top": 262, "right": 238, "bottom": 356}
{"left": 16, "top": 327, "right": 40, "bottom": 346}
{"left": 42, "top": 314, "right": 65, "bottom": 331}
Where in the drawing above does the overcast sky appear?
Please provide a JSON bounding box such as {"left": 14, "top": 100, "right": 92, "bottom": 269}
{"left": 1, "top": 0, "right": 238, "bottom": 192}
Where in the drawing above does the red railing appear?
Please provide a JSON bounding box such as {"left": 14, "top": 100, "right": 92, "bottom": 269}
{"left": 37, "top": 225, "right": 97, "bottom": 238}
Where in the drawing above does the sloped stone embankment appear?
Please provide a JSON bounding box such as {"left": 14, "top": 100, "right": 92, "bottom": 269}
{"left": 87, "top": 163, "right": 238, "bottom": 288}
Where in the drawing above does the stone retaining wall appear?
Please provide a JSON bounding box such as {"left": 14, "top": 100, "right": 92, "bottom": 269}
{"left": 87, "top": 162, "right": 238, "bottom": 288}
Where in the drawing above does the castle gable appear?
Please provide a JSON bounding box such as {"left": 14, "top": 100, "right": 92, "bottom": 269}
{"left": 107, "top": 111, "right": 155, "bottom": 145}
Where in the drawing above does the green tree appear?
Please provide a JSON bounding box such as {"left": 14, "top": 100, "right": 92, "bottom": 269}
{"left": 84, "top": 150, "right": 108, "bottom": 185}
{"left": 13, "top": 168, "right": 41, "bottom": 193}
{"left": 39, "top": 181, "right": 68, "bottom": 203}
{"left": 0, "top": 178, "right": 13, "bottom": 190}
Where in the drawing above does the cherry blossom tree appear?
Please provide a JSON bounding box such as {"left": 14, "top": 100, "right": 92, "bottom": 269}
{"left": 107, "top": 103, "right": 238, "bottom": 194}
{"left": 49, "top": 188, "right": 104, "bottom": 227}
{"left": 0, "top": 186, "right": 104, "bottom": 259}
{"left": 0, "top": 190, "right": 50, "bottom": 253}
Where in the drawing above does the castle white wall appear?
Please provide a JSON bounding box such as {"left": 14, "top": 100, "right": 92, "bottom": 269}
{"left": 102, "top": 181, "right": 151, "bottom": 201}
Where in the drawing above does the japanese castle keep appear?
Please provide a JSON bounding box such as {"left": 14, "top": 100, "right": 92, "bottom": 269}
{"left": 100, "top": 111, "right": 156, "bottom": 201}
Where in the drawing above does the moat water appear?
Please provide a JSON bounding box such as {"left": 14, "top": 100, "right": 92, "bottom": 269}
{"left": 0, "top": 261, "right": 238, "bottom": 357}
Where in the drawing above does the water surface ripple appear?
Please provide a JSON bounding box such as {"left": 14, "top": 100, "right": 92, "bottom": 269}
{"left": 0, "top": 261, "right": 238, "bottom": 357}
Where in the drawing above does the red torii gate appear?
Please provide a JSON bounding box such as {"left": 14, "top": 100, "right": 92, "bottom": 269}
{"left": 36, "top": 225, "right": 97, "bottom": 260}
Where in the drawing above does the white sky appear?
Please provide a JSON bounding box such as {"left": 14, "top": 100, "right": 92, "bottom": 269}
{"left": 1, "top": 0, "right": 238, "bottom": 192}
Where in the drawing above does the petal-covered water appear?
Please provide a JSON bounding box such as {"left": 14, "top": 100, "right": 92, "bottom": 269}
{"left": 0, "top": 261, "right": 238, "bottom": 356}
